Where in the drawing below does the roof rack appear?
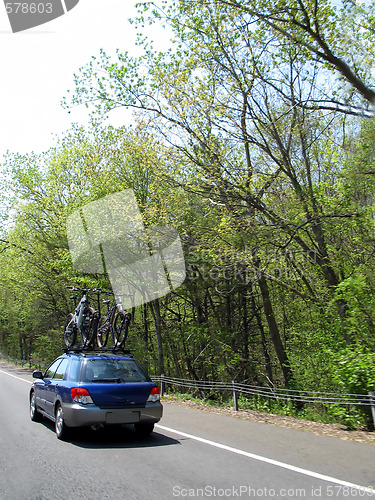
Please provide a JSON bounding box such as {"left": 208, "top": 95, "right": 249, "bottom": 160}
{"left": 62, "top": 345, "right": 133, "bottom": 356}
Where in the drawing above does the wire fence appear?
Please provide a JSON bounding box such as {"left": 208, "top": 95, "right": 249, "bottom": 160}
{"left": 152, "top": 374, "right": 375, "bottom": 428}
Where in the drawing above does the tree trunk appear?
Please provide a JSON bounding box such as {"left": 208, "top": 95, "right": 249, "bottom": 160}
{"left": 256, "top": 262, "right": 293, "bottom": 386}
{"left": 251, "top": 294, "right": 273, "bottom": 385}
{"left": 142, "top": 303, "right": 149, "bottom": 348}
{"left": 149, "top": 298, "right": 165, "bottom": 375}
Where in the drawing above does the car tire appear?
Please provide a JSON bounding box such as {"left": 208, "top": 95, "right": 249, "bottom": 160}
{"left": 30, "top": 391, "right": 42, "bottom": 422}
{"left": 55, "top": 404, "right": 70, "bottom": 440}
{"left": 134, "top": 422, "right": 154, "bottom": 436}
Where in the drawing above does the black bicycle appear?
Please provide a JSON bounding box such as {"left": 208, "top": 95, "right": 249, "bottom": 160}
{"left": 64, "top": 287, "right": 97, "bottom": 348}
{"left": 94, "top": 291, "right": 131, "bottom": 348}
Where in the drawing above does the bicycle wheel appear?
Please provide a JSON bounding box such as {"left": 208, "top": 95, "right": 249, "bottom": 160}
{"left": 80, "top": 307, "right": 96, "bottom": 347}
{"left": 112, "top": 311, "right": 130, "bottom": 347}
{"left": 64, "top": 313, "right": 76, "bottom": 348}
{"left": 96, "top": 316, "right": 110, "bottom": 348}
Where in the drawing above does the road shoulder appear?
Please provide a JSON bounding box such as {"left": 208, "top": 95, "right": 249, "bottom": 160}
{"left": 162, "top": 394, "right": 375, "bottom": 445}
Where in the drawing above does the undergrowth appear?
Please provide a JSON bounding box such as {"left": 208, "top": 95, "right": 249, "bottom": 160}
{"left": 163, "top": 391, "right": 369, "bottom": 430}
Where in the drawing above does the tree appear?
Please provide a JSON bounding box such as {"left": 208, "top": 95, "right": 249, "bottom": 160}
{"left": 199, "top": 0, "right": 375, "bottom": 110}
{"left": 65, "top": 0, "right": 375, "bottom": 384}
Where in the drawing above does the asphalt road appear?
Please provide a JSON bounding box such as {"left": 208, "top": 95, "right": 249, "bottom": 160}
{"left": 0, "top": 361, "right": 374, "bottom": 500}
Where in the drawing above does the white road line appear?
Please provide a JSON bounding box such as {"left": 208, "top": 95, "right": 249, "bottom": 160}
{"left": 156, "top": 424, "right": 375, "bottom": 494}
{"left": 0, "top": 369, "right": 32, "bottom": 384}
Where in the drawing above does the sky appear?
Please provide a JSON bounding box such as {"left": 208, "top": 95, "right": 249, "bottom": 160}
{"left": 0, "top": 0, "right": 170, "bottom": 159}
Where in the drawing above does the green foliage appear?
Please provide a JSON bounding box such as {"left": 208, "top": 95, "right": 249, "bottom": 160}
{"left": 237, "top": 394, "right": 297, "bottom": 417}
{"left": 325, "top": 404, "right": 367, "bottom": 430}
{"left": 31, "top": 333, "right": 64, "bottom": 369}
{"left": 331, "top": 275, "right": 375, "bottom": 343}
{"left": 331, "top": 347, "right": 375, "bottom": 395}
{"left": 327, "top": 347, "right": 375, "bottom": 429}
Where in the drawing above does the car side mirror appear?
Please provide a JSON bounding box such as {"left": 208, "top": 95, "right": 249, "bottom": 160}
{"left": 32, "top": 370, "right": 44, "bottom": 379}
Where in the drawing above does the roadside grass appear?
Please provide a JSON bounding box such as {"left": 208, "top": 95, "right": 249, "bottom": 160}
{"left": 162, "top": 391, "right": 369, "bottom": 430}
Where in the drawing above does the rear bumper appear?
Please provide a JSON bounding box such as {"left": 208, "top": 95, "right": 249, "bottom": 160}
{"left": 61, "top": 402, "right": 163, "bottom": 428}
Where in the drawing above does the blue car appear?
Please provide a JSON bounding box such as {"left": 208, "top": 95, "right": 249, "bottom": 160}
{"left": 29, "top": 351, "right": 163, "bottom": 440}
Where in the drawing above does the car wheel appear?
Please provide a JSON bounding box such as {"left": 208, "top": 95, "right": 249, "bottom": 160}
{"left": 55, "top": 404, "right": 70, "bottom": 440}
{"left": 134, "top": 422, "right": 154, "bottom": 436}
{"left": 30, "top": 391, "right": 42, "bottom": 422}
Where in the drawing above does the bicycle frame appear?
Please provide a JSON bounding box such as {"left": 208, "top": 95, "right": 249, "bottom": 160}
{"left": 64, "top": 287, "right": 96, "bottom": 348}
{"left": 96, "top": 292, "right": 118, "bottom": 347}
{"left": 67, "top": 292, "right": 88, "bottom": 331}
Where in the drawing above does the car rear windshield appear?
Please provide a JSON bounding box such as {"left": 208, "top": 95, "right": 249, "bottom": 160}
{"left": 81, "top": 358, "right": 149, "bottom": 383}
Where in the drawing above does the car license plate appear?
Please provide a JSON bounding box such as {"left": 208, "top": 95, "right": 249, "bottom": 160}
{"left": 106, "top": 411, "right": 140, "bottom": 424}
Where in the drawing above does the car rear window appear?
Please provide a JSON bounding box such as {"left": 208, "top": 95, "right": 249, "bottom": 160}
{"left": 82, "top": 358, "right": 149, "bottom": 383}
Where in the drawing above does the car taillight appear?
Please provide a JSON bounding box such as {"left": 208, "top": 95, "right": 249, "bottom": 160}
{"left": 147, "top": 386, "right": 160, "bottom": 403}
{"left": 71, "top": 388, "right": 94, "bottom": 404}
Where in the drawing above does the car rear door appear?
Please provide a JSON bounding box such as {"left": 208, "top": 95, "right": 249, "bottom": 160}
{"left": 44, "top": 358, "right": 70, "bottom": 417}
{"left": 36, "top": 358, "right": 63, "bottom": 412}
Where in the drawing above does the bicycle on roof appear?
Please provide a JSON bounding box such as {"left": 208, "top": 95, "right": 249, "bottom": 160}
{"left": 93, "top": 290, "right": 131, "bottom": 349}
{"left": 63, "top": 287, "right": 97, "bottom": 348}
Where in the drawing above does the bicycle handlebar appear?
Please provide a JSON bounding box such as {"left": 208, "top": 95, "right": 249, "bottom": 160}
{"left": 66, "top": 286, "right": 87, "bottom": 292}
{"left": 66, "top": 286, "right": 114, "bottom": 294}
{"left": 66, "top": 286, "right": 97, "bottom": 293}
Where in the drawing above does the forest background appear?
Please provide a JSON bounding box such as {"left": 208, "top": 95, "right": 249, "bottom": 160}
{"left": 1, "top": 0, "right": 375, "bottom": 428}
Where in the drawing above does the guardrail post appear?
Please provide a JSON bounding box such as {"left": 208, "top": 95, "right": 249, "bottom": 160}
{"left": 232, "top": 381, "right": 238, "bottom": 411}
{"left": 369, "top": 392, "right": 375, "bottom": 431}
{"left": 160, "top": 374, "right": 165, "bottom": 397}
